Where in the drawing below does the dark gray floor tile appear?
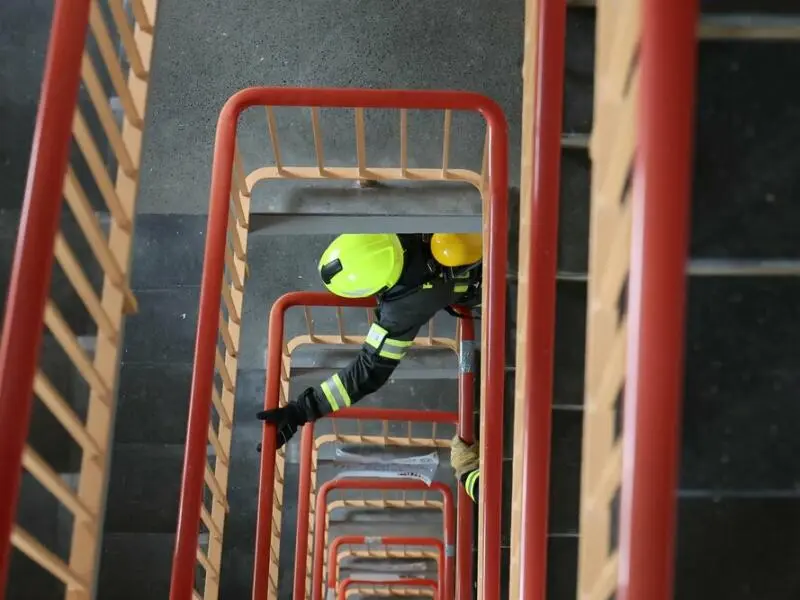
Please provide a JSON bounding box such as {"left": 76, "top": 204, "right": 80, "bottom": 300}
{"left": 104, "top": 443, "right": 185, "bottom": 533}
{"left": 676, "top": 498, "right": 800, "bottom": 599}
{"left": 701, "top": 0, "right": 800, "bottom": 12}
{"left": 559, "top": 150, "right": 591, "bottom": 273}
{"left": 549, "top": 410, "right": 582, "bottom": 534}
{"left": 98, "top": 533, "right": 175, "bottom": 600}
{"left": 13, "top": 473, "right": 64, "bottom": 556}
{"left": 506, "top": 279, "right": 587, "bottom": 405}
{"left": 29, "top": 336, "right": 82, "bottom": 473}
{"left": 564, "top": 10, "right": 595, "bottom": 134}
{"left": 692, "top": 43, "right": 800, "bottom": 259}
{"left": 131, "top": 214, "right": 208, "bottom": 289}
{"left": 238, "top": 235, "right": 332, "bottom": 371}
{"left": 122, "top": 287, "right": 200, "bottom": 364}
{"left": 548, "top": 536, "right": 579, "bottom": 600}
{"left": 470, "top": 546, "right": 511, "bottom": 599}
{"left": 137, "top": 0, "right": 525, "bottom": 215}
{"left": 115, "top": 363, "right": 193, "bottom": 444}
{"left": 220, "top": 368, "right": 277, "bottom": 597}
{"left": 0, "top": 0, "right": 52, "bottom": 211}
{"left": 554, "top": 280, "right": 587, "bottom": 407}
{"left": 500, "top": 408, "right": 582, "bottom": 531}
{"left": 681, "top": 278, "right": 800, "bottom": 490}
{"left": 6, "top": 552, "right": 62, "bottom": 600}
{"left": 506, "top": 150, "right": 591, "bottom": 279}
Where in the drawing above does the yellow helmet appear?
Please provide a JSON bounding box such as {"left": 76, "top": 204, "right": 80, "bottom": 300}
{"left": 431, "top": 233, "right": 483, "bottom": 267}
{"left": 318, "top": 234, "right": 405, "bottom": 298}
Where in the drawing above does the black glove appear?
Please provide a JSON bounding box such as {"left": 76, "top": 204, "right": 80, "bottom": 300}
{"left": 256, "top": 402, "right": 309, "bottom": 451}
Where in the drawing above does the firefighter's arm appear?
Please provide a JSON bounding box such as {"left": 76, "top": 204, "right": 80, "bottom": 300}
{"left": 308, "top": 319, "right": 421, "bottom": 417}
{"left": 258, "top": 316, "right": 422, "bottom": 449}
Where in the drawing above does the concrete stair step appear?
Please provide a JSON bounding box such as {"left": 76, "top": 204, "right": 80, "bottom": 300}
{"left": 97, "top": 532, "right": 175, "bottom": 600}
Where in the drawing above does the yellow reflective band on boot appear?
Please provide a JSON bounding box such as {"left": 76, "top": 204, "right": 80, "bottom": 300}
{"left": 365, "top": 323, "right": 388, "bottom": 350}
{"left": 379, "top": 337, "right": 413, "bottom": 361}
{"left": 321, "top": 373, "right": 351, "bottom": 412}
{"left": 465, "top": 470, "right": 480, "bottom": 501}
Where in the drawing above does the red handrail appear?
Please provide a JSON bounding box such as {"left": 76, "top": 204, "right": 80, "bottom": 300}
{"left": 284, "top": 303, "right": 473, "bottom": 600}
{"left": 292, "top": 406, "right": 461, "bottom": 599}
{"left": 326, "top": 535, "right": 445, "bottom": 600}
{"left": 0, "top": 0, "right": 90, "bottom": 589}
{"left": 515, "top": 0, "right": 566, "bottom": 597}
{"left": 455, "top": 311, "right": 475, "bottom": 599}
{"left": 338, "top": 578, "right": 438, "bottom": 600}
{"left": 311, "top": 479, "right": 455, "bottom": 600}
{"left": 171, "top": 88, "right": 507, "bottom": 600}
{"left": 618, "top": 1, "right": 697, "bottom": 598}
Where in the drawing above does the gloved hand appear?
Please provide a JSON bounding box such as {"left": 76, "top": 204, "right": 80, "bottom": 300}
{"left": 257, "top": 402, "right": 309, "bottom": 450}
{"left": 450, "top": 435, "right": 479, "bottom": 479}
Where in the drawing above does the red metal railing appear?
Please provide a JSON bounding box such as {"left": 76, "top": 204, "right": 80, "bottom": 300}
{"left": 310, "top": 478, "right": 455, "bottom": 600}
{"left": 249, "top": 293, "right": 475, "bottom": 600}
{"left": 0, "top": 0, "right": 157, "bottom": 592}
{"left": 295, "top": 407, "right": 463, "bottom": 600}
{"left": 513, "top": 0, "right": 566, "bottom": 598}
{"left": 169, "top": 87, "right": 507, "bottom": 600}
{"left": 326, "top": 536, "right": 445, "bottom": 600}
{"left": 618, "top": 1, "right": 697, "bottom": 598}
{"left": 0, "top": 1, "right": 90, "bottom": 583}
{"left": 339, "top": 578, "right": 439, "bottom": 600}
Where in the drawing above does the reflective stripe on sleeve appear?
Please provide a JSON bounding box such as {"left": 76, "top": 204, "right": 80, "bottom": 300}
{"left": 321, "top": 373, "right": 352, "bottom": 412}
{"left": 331, "top": 373, "right": 351, "bottom": 407}
{"left": 365, "top": 323, "right": 388, "bottom": 350}
{"left": 465, "top": 470, "right": 480, "bottom": 501}
{"left": 454, "top": 284, "right": 469, "bottom": 293}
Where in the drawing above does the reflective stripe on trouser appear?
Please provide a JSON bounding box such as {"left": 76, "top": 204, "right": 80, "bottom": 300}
{"left": 465, "top": 470, "right": 480, "bottom": 501}
{"left": 320, "top": 373, "right": 351, "bottom": 412}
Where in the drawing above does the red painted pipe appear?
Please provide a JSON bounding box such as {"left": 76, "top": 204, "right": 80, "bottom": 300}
{"left": 516, "top": 0, "right": 566, "bottom": 598}
{"left": 311, "top": 479, "right": 455, "bottom": 600}
{"left": 338, "top": 577, "right": 438, "bottom": 600}
{"left": 327, "top": 535, "right": 445, "bottom": 600}
{"left": 0, "top": 0, "right": 91, "bottom": 591}
{"left": 618, "top": 1, "right": 697, "bottom": 598}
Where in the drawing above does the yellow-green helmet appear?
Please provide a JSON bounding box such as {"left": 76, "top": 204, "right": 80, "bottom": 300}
{"left": 319, "top": 234, "right": 404, "bottom": 298}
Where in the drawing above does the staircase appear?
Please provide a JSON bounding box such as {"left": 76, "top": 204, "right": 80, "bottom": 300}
{"left": 1, "top": 0, "right": 800, "bottom": 599}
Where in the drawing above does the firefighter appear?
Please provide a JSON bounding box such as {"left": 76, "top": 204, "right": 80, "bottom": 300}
{"left": 257, "top": 232, "right": 482, "bottom": 448}
{"left": 450, "top": 436, "right": 480, "bottom": 503}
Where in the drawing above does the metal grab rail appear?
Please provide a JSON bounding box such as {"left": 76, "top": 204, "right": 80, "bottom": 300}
{"left": 243, "top": 292, "right": 474, "bottom": 600}
{"left": 0, "top": 0, "right": 158, "bottom": 595}
{"left": 326, "top": 536, "right": 445, "bottom": 600}
{"left": 297, "top": 408, "right": 461, "bottom": 600}
{"left": 573, "top": 2, "right": 697, "bottom": 600}
{"left": 172, "top": 89, "right": 506, "bottom": 600}
{"left": 339, "top": 578, "right": 439, "bottom": 600}
{"left": 508, "top": 0, "right": 566, "bottom": 597}
{"left": 312, "top": 479, "right": 455, "bottom": 600}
